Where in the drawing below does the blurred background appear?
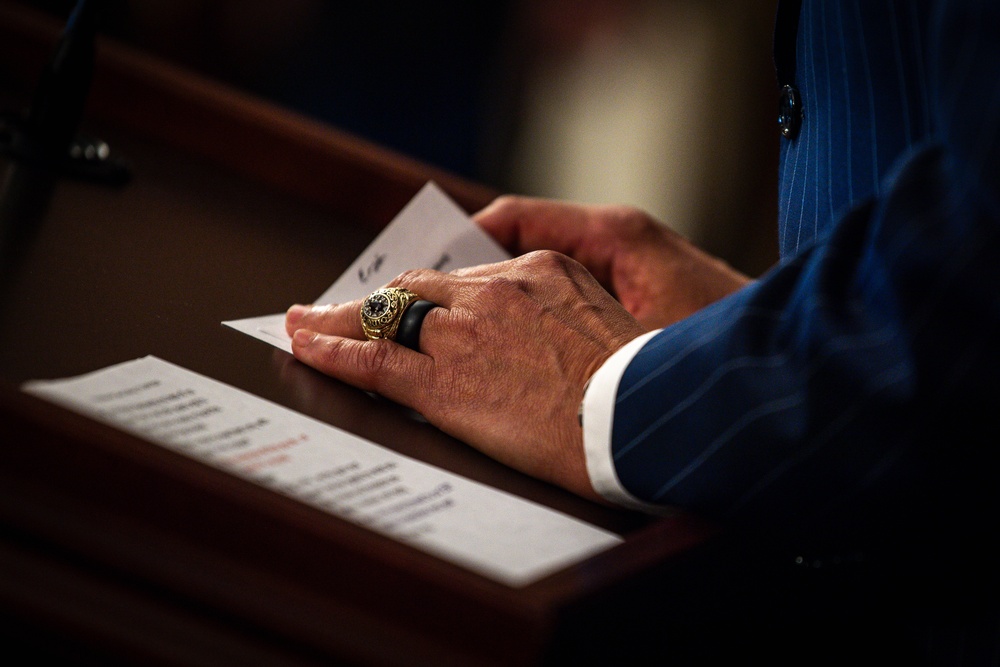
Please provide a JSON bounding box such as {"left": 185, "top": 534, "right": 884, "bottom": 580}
{"left": 6, "top": 0, "right": 780, "bottom": 276}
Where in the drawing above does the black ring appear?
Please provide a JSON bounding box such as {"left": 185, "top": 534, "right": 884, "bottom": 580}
{"left": 395, "top": 300, "right": 437, "bottom": 351}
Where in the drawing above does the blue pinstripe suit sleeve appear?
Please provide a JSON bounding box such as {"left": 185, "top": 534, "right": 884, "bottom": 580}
{"left": 601, "top": 0, "right": 1000, "bottom": 532}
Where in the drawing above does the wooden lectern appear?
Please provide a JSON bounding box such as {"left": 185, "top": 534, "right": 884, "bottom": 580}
{"left": 0, "top": 4, "right": 744, "bottom": 665}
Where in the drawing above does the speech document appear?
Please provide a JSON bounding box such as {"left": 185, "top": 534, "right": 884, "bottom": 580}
{"left": 25, "top": 356, "right": 622, "bottom": 586}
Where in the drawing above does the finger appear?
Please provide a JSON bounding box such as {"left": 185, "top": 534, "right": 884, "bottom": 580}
{"left": 473, "top": 195, "right": 592, "bottom": 256}
{"left": 285, "top": 301, "right": 364, "bottom": 338}
{"left": 290, "top": 329, "right": 432, "bottom": 407}
{"left": 385, "top": 253, "right": 599, "bottom": 325}
{"left": 381, "top": 268, "right": 479, "bottom": 309}
{"left": 448, "top": 259, "right": 517, "bottom": 278}
{"left": 386, "top": 262, "right": 535, "bottom": 315}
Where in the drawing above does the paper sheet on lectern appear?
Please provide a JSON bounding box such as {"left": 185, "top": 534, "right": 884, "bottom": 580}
{"left": 24, "top": 356, "right": 623, "bottom": 586}
{"left": 223, "top": 181, "right": 511, "bottom": 353}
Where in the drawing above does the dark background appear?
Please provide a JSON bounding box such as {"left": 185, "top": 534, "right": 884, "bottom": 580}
{"left": 5, "top": 0, "right": 781, "bottom": 277}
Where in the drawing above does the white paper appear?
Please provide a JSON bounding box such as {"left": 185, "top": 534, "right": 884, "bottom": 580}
{"left": 223, "top": 181, "right": 511, "bottom": 353}
{"left": 24, "top": 356, "right": 622, "bottom": 586}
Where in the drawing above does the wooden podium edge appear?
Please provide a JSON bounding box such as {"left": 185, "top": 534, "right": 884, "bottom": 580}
{"left": 0, "top": 382, "right": 560, "bottom": 666}
{"left": 0, "top": 380, "right": 722, "bottom": 664}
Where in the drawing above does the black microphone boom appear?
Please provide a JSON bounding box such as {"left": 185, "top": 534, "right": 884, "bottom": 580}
{"left": 0, "top": 0, "right": 129, "bottom": 183}
{"left": 27, "top": 0, "right": 99, "bottom": 160}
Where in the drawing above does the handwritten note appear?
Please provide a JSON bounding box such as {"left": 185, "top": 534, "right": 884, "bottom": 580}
{"left": 223, "top": 181, "right": 511, "bottom": 353}
{"left": 24, "top": 356, "right": 623, "bottom": 586}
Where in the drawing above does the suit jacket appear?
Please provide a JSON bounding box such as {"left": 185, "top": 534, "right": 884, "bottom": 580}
{"left": 582, "top": 0, "right": 999, "bottom": 660}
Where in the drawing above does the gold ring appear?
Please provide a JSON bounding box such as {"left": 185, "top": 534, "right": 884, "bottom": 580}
{"left": 360, "top": 287, "right": 421, "bottom": 341}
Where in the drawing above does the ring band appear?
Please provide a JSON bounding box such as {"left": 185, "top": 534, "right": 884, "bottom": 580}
{"left": 395, "top": 299, "right": 436, "bottom": 351}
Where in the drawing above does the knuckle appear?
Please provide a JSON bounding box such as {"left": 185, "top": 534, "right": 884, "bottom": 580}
{"left": 489, "top": 194, "right": 525, "bottom": 214}
{"left": 357, "top": 340, "right": 395, "bottom": 385}
{"left": 479, "top": 275, "right": 522, "bottom": 301}
{"left": 608, "top": 204, "right": 661, "bottom": 236}
{"left": 603, "top": 202, "right": 645, "bottom": 221}
{"left": 390, "top": 268, "right": 432, "bottom": 287}
{"left": 521, "top": 249, "right": 577, "bottom": 275}
{"left": 449, "top": 309, "right": 483, "bottom": 343}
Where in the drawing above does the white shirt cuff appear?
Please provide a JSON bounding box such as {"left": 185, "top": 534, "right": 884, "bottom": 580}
{"left": 582, "top": 330, "right": 674, "bottom": 515}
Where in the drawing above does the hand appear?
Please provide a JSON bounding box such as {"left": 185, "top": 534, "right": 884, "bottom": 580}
{"left": 474, "top": 196, "right": 752, "bottom": 330}
{"left": 285, "top": 251, "right": 644, "bottom": 502}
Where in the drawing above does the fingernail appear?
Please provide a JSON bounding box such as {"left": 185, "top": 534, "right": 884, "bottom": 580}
{"left": 286, "top": 304, "right": 309, "bottom": 328}
{"left": 292, "top": 329, "right": 316, "bottom": 348}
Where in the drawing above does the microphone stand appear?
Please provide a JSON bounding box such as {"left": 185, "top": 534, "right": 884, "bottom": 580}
{"left": 1, "top": 0, "right": 129, "bottom": 181}
{"left": 0, "top": 0, "right": 129, "bottom": 295}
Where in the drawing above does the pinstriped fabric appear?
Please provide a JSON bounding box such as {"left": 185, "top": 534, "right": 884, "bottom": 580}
{"left": 598, "top": 1, "right": 1000, "bottom": 660}
{"left": 608, "top": 0, "right": 1000, "bottom": 543}
{"left": 778, "top": 1, "right": 934, "bottom": 257}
